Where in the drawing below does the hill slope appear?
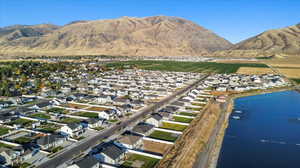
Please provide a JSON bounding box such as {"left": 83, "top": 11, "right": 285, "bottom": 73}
{"left": 232, "top": 23, "right": 300, "bottom": 54}
{"left": 0, "top": 16, "right": 232, "bottom": 56}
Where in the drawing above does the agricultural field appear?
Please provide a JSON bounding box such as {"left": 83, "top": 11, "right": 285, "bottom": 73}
{"left": 237, "top": 67, "right": 274, "bottom": 75}
{"left": 73, "top": 112, "right": 98, "bottom": 118}
{"left": 291, "top": 79, "right": 300, "bottom": 84}
{"left": 173, "top": 116, "right": 193, "bottom": 123}
{"left": 106, "top": 60, "right": 267, "bottom": 73}
{"left": 121, "top": 154, "right": 160, "bottom": 168}
{"left": 160, "top": 122, "right": 188, "bottom": 131}
{"left": 276, "top": 68, "right": 300, "bottom": 78}
{"left": 148, "top": 130, "right": 179, "bottom": 142}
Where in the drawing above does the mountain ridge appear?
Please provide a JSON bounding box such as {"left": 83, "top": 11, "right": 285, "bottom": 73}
{"left": 0, "top": 16, "right": 232, "bottom": 56}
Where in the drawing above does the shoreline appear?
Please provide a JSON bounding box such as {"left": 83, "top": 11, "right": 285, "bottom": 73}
{"left": 205, "top": 86, "right": 294, "bottom": 168}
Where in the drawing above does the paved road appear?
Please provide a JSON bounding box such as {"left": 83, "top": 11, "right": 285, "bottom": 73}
{"left": 37, "top": 75, "right": 208, "bottom": 168}
{"left": 193, "top": 101, "right": 228, "bottom": 168}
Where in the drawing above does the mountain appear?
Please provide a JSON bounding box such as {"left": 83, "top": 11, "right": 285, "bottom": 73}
{"left": 0, "top": 24, "right": 59, "bottom": 41}
{"left": 0, "top": 16, "right": 232, "bottom": 56}
{"left": 232, "top": 23, "right": 300, "bottom": 54}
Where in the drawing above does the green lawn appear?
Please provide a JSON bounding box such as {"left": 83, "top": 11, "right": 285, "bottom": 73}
{"left": 46, "top": 107, "right": 68, "bottom": 114}
{"left": 178, "top": 112, "right": 197, "bottom": 117}
{"left": 121, "top": 154, "right": 160, "bottom": 168}
{"left": 173, "top": 116, "right": 193, "bottom": 123}
{"left": 0, "top": 142, "right": 14, "bottom": 148}
{"left": 0, "top": 127, "right": 10, "bottom": 136}
{"left": 29, "top": 113, "right": 51, "bottom": 119}
{"left": 148, "top": 130, "right": 178, "bottom": 142}
{"left": 10, "top": 118, "right": 34, "bottom": 126}
{"left": 108, "top": 119, "right": 118, "bottom": 123}
{"left": 73, "top": 112, "right": 98, "bottom": 118}
{"left": 14, "top": 136, "right": 32, "bottom": 144}
{"left": 106, "top": 60, "right": 267, "bottom": 73}
{"left": 160, "top": 122, "right": 188, "bottom": 131}
{"left": 59, "top": 117, "right": 81, "bottom": 124}
{"left": 38, "top": 123, "right": 60, "bottom": 133}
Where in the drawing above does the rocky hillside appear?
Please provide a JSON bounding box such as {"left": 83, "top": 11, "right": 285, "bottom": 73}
{"left": 0, "top": 16, "right": 232, "bottom": 56}
{"left": 232, "top": 23, "right": 300, "bottom": 54}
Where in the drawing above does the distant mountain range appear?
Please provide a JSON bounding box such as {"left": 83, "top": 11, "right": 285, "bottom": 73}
{"left": 232, "top": 23, "right": 300, "bottom": 54}
{"left": 0, "top": 16, "right": 299, "bottom": 57}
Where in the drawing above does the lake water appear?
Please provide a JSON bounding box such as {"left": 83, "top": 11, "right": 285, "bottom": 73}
{"left": 217, "top": 90, "right": 300, "bottom": 168}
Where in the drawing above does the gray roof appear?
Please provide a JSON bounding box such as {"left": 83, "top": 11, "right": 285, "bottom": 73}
{"left": 132, "top": 123, "right": 154, "bottom": 134}
{"left": 37, "top": 134, "right": 65, "bottom": 146}
{"left": 94, "top": 141, "right": 124, "bottom": 160}
{"left": 74, "top": 156, "right": 99, "bottom": 168}
{"left": 151, "top": 113, "right": 163, "bottom": 121}
{"left": 67, "top": 123, "right": 81, "bottom": 130}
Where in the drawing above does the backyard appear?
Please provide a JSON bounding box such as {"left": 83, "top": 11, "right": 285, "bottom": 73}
{"left": 0, "top": 127, "right": 10, "bottom": 136}
{"left": 173, "top": 116, "right": 193, "bottom": 123}
{"left": 160, "top": 122, "right": 188, "bottom": 131}
{"left": 73, "top": 112, "right": 98, "bottom": 118}
{"left": 29, "top": 113, "right": 51, "bottom": 120}
{"left": 121, "top": 154, "right": 160, "bottom": 168}
{"left": 148, "top": 130, "right": 178, "bottom": 142}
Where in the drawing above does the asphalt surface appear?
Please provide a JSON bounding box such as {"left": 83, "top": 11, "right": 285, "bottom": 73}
{"left": 193, "top": 101, "right": 228, "bottom": 168}
{"left": 37, "top": 75, "right": 208, "bottom": 168}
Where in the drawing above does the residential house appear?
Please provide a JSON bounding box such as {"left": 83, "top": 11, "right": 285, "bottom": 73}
{"left": 145, "top": 113, "right": 163, "bottom": 127}
{"left": 92, "top": 141, "right": 125, "bottom": 165}
{"left": 37, "top": 134, "right": 66, "bottom": 150}
{"left": 115, "top": 131, "right": 143, "bottom": 149}
{"left": 132, "top": 122, "right": 154, "bottom": 136}
{"left": 60, "top": 123, "right": 85, "bottom": 138}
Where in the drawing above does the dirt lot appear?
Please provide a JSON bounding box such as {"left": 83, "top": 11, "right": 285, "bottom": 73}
{"left": 237, "top": 67, "right": 274, "bottom": 75}
{"left": 143, "top": 140, "right": 172, "bottom": 154}
{"left": 65, "top": 103, "right": 88, "bottom": 109}
{"left": 85, "top": 106, "right": 109, "bottom": 111}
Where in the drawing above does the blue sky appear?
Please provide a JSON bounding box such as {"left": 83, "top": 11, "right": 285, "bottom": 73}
{"left": 0, "top": 0, "right": 299, "bottom": 43}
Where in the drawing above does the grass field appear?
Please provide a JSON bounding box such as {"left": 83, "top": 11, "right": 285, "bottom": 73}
{"left": 59, "top": 117, "right": 82, "bottom": 124}
{"left": 29, "top": 113, "right": 51, "bottom": 120}
{"left": 121, "top": 154, "right": 160, "bottom": 168}
{"left": 148, "top": 130, "right": 178, "bottom": 142}
{"left": 173, "top": 116, "right": 193, "bottom": 123}
{"left": 0, "top": 127, "right": 10, "bottom": 136}
{"left": 160, "top": 122, "right": 187, "bottom": 131}
{"left": 106, "top": 60, "right": 267, "bottom": 73}
{"left": 10, "top": 118, "right": 34, "bottom": 127}
{"left": 291, "top": 78, "right": 300, "bottom": 84}
{"left": 73, "top": 112, "right": 98, "bottom": 118}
